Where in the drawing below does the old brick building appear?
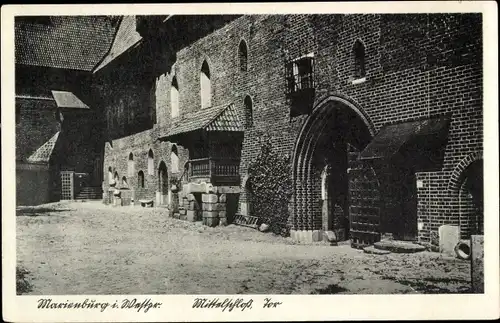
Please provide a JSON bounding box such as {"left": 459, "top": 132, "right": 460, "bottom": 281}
{"left": 17, "top": 14, "right": 483, "bottom": 249}
{"left": 15, "top": 16, "right": 119, "bottom": 204}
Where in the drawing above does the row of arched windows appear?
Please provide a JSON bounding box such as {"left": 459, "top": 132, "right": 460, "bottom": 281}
{"left": 110, "top": 146, "right": 180, "bottom": 190}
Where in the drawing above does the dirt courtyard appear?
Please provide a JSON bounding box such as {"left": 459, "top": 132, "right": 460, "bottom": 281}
{"left": 16, "top": 201, "right": 472, "bottom": 295}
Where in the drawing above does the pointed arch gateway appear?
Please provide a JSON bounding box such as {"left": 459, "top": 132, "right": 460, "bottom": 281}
{"left": 291, "top": 94, "right": 379, "bottom": 246}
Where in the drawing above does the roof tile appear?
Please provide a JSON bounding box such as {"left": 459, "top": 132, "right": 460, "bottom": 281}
{"left": 15, "top": 16, "right": 118, "bottom": 71}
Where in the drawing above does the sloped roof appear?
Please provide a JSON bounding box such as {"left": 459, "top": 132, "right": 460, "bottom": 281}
{"left": 93, "top": 16, "right": 143, "bottom": 73}
{"left": 27, "top": 131, "right": 60, "bottom": 164}
{"left": 51, "top": 90, "right": 90, "bottom": 109}
{"left": 164, "top": 103, "right": 243, "bottom": 138}
{"left": 359, "top": 116, "right": 451, "bottom": 161}
{"left": 15, "top": 16, "right": 119, "bottom": 71}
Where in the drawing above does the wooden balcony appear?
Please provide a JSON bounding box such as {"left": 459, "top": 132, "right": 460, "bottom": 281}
{"left": 189, "top": 157, "right": 240, "bottom": 185}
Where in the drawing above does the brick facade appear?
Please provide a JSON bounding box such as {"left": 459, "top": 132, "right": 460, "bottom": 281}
{"left": 99, "top": 14, "right": 483, "bottom": 247}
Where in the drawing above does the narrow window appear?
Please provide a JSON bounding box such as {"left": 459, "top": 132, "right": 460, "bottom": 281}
{"left": 244, "top": 95, "right": 253, "bottom": 128}
{"left": 148, "top": 149, "right": 154, "bottom": 175}
{"left": 121, "top": 176, "right": 129, "bottom": 189}
{"left": 171, "top": 145, "right": 179, "bottom": 173}
{"left": 128, "top": 152, "right": 135, "bottom": 176}
{"left": 138, "top": 171, "right": 145, "bottom": 188}
{"left": 114, "top": 171, "right": 119, "bottom": 184}
{"left": 353, "top": 40, "right": 366, "bottom": 79}
{"left": 239, "top": 40, "right": 248, "bottom": 72}
{"left": 108, "top": 167, "right": 114, "bottom": 185}
{"left": 200, "top": 60, "right": 211, "bottom": 109}
{"left": 171, "top": 76, "right": 179, "bottom": 118}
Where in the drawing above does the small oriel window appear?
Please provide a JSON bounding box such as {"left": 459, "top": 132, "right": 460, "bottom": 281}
{"left": 353, "top": 40, "right": 366, "bottom": 79}
{"left": 285, "top": 54, "right": 315, "bottom": 95}
{"left": 239, "top": 40, "right": 248, "bottom": 72}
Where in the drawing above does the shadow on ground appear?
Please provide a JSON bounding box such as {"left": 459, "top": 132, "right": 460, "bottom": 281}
{"left": 16, "top": 207, "right": 72, "bottom": 216}
{"left": 311, "top": 284, "right": 348, "bottom": 294}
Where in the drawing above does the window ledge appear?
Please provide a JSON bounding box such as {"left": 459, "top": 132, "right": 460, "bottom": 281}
{"left": 351, "top": 77, "right": 367, "bottom": 85}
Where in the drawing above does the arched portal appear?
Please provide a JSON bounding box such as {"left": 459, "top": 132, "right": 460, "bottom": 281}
{"left": 158, "top": 161, "right": 169, "bottom": 206}
{"left": 291, "top": 95, "right": 375, "bottom": 244}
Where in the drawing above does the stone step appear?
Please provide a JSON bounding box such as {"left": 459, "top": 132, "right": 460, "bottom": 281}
{"left": 373, "top": 240, "right": 426, "bottom": 253}
{"left": 363, "top": 245, "right": 391, "bottom": 255}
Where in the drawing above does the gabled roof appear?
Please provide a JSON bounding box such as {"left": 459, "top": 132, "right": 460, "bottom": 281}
{"left": 15, "top": 16, "right": 119, "bottom": 71}
{"left": 27, "top": 132, "right": 60, "bottom": 164}
{"left": 51, "top": 91, "right": 90, "bottom": 109}
{"left": 93, "top": 16, "right": 143, "bottom": 73}
{"left": 164, "top": 103, "right": 243, "bottom": 138}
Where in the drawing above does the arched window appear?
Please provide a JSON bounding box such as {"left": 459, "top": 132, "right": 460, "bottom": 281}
{"left": 127, "top": 152, "right": 135, "bottom": 176}
{"left": 239, "top": 40, "right": 248, "bottom": 72}
{"left": 200, "top": 60, "right": 211, "bottom": 109}
{"left": 121, "top": 176, "right": 128, "bottom": 189}
{"left": 171, "top": 76, "right": 179, "bottom": 118}
{"left": 244, "top": 95, "right": 253, "bottom": 128}
{"left": 148, "top": 149, "right": 154, "bottom": 175}
{"left": 171, "top": 145, "right": 179, "bottom": 173}
{"left": 108, "top": 167, "right": 113, "bottom": 185}
{"left": 353, "top": 40, "right": 366, "bottom": 79}
{"left": 137, "top": 171, "right": 145, "bottom": 188}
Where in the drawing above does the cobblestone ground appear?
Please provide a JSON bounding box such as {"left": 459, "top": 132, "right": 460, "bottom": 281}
{"left": 16, "top": 201, "right": 471, "bottom": 295}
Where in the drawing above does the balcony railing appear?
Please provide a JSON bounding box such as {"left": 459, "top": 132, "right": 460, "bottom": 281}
{"left": 189, "top": 157, "right": 240, "bottom": 183}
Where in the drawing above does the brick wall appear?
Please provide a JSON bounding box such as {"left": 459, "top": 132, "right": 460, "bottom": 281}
{"left": 15, "top": 97, "right": 60, "bottom": 162}
{"left": 101, "top": 14, "right": 482, "bottom": 245}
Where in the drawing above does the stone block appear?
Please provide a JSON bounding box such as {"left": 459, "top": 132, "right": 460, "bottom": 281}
{"left": 202, "top": 194, "right": 218, "bottom": 203}
{"left": 187, "top": 194, "right": 196, "bottom": 201}
{"left": 203, "top": 210, "right": 219, "bottom": 218}
{"left": 204, "top": 216, "right": 219, "bottom": 227}
{"left": 259, "top": 223, "right": 270, "bottom": 232}
{"left": 216, "top": 186, "right": 241, "bottom": 194}
{"left": 180, "top": 214, "right": 187, "bottom": 221}
{"left": 187, "top": 210, "right": 197, "bottom": 222}
{"left": 206, "top": 183, "right": 216, "bottom": 194}
{"left": 217, "top": 203, "right": 226, "bottom": 211}
{"left": 112, "top": 197, "right": 120, "bottom": 206}
{"left": 121, "top": 198, "right": 131, "bottom": 206}
{"left": 439, "top": 225, "right": 460, "bottom": 256}
{"left": 323, "top": 230, "right": 337, "bottom": 243}
{"left": 219, "top": 217, "right": 228, "bottom": 226}
{"left": 471, "top": 235, "right": 484, "bottom": 293}
{"left": 202, "top": 202, "right": 218, "bottom": 211}
{"left": 218, "top": 194, "right": 226, "bottom": 203}
{"left": 179, "top": 208, "right": 187, "bottom": 215}
{"left": 218, "top": 210, "right": 226, "bottom": 219}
